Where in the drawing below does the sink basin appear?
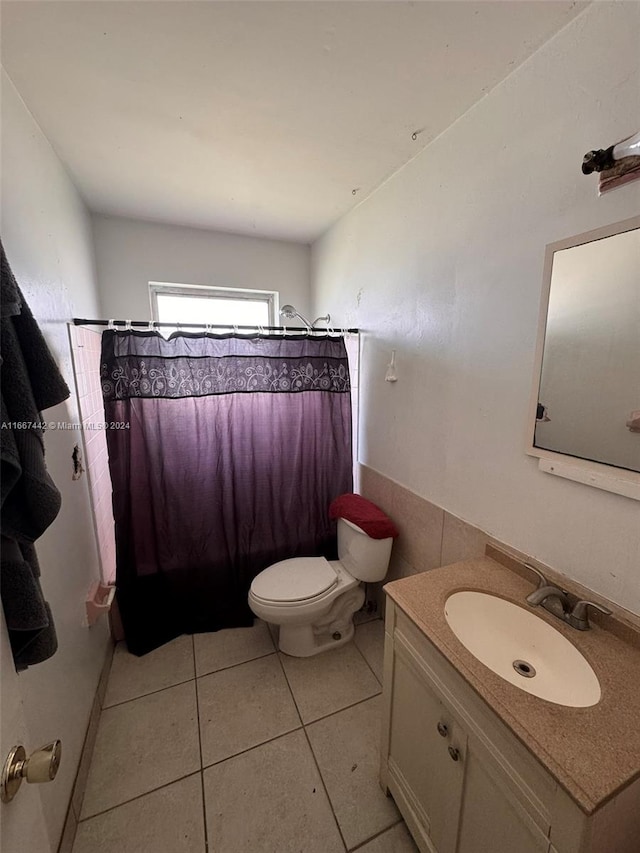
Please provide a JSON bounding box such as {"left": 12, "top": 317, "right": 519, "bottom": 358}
{"left": 444, "top": 591, "right": 601, "bottom": 707}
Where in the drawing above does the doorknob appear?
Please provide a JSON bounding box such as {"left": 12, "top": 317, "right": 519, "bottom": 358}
{"left": 1, "top": 741, "right": 62, "bottom": 803}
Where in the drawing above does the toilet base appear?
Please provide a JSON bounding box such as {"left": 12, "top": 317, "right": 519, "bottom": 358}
{"left": 277, "top": 586, "right": 365, "bottom": 657}
{"left": 278, "top": 620, "right": 356, "bottom": 657}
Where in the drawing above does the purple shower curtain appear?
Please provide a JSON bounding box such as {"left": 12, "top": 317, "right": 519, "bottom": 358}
{"left": 101, "top": 330, "right": 353, "bottom": 655}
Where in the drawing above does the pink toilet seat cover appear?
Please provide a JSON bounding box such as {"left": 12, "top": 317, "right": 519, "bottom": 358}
{"left": 329, "top": 493, "right": 399, "bottom": 540}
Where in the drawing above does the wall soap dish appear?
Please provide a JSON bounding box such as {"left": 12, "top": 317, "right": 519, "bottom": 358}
{"left": 86, "top": 581, "right": 115, "bottom": 627}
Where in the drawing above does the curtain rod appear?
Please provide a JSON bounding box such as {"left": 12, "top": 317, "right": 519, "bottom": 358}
{"left": 72, "top": 318, "right": 359, "bottom": 334}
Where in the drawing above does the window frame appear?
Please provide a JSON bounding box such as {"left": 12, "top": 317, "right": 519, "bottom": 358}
{"left": 149, "top": 281, "right": 279, "bottom": 327}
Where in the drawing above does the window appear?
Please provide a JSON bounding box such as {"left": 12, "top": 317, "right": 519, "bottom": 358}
{"left": 149, "top": 282, "right": 278, "bottom": 330}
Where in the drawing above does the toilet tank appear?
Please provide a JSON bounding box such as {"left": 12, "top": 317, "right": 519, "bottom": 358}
{"left": 337, "top": 518, "right": 393, "bottom": 582}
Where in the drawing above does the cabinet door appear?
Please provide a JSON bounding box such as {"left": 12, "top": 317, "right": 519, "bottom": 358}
{"left": 457, "top": 739, "right": 550, "bottom": 853}
{"left": 388, "top": 649, "right": 466, "bottom": 853}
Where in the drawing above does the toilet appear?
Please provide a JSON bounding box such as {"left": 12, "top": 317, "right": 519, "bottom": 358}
{"left": 248, "top": 495, "right": 397, "bottom": 657}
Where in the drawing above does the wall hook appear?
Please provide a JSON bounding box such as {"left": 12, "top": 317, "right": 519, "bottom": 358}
{"left": 385, "top": 350, "right": 398, "bottom": 383}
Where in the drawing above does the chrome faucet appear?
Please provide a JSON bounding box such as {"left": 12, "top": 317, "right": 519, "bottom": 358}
{"left": 525, "top": 566, "right": 571, "bottom": 618}
{"left": 566, "top": 599, "right": 613, "bottom": 631}
{"left": 524, "top": 564, "right": 612, "bottom": 630}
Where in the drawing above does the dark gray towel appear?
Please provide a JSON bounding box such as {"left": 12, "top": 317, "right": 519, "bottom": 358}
{"left": 0, "top": 537, "right": 57, "bottom": 666}
{"left": 1, "top": 238, "right": 70, "bottom": 670}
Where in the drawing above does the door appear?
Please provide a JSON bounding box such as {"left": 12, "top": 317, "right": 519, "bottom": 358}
{"left": 388, "top": 647, "right": 466, "bottom": 853}
{"left": 0, "top": 611, "right": 51, "bottom": 853}
{"left": 456, "top": 737, "right": 550, "bottom": 853}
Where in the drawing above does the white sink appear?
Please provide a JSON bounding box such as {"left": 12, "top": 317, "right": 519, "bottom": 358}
{"left": 444, "top": 591, "right": 601, "bottom": 707}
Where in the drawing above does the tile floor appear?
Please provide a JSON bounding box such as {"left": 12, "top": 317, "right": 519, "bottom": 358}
{"left": 72, "top": 618, "right": 419, "bottom": 853}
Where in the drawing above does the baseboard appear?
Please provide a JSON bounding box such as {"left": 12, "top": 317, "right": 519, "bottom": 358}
{"left": 57, "top": 638, "right": 115, "bottom": 853}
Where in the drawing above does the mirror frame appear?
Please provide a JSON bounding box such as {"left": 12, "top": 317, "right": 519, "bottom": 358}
{"left": 526, "top": 215, "right": 640, "bottom": 501}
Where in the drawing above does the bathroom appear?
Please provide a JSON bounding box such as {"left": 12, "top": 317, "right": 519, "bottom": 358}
{"left": 1, "top": 2, "right": 639, "bottom": 852}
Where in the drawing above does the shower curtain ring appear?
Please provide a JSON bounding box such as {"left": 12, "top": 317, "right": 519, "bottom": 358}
{"left": 125, "top": 319, "right": 133, "bottom": 331}
{"left": 233, "top": 324, "right": 239, "bottom": 335}
{"left": 107, "top": 318, "right": 116, "bottom": 330}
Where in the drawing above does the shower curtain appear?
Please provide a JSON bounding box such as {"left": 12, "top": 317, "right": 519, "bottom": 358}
{"left": 101, "top": 329, "right": 353, "bottom": 655}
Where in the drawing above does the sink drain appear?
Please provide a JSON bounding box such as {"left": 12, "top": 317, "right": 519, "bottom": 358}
{"left": 513, "top": 660, "right": 536, "bottom": 678}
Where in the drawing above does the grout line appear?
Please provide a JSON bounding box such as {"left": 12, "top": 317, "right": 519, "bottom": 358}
{"left": 303, "top": 690, "right": 383, "bottom": 728}
{"left": 192, "top": 638, "right": 204, "bottom": 769}
{"left": 299, "top": 725, "right": 348, "bottom": 852}
{"left": 192, "top": 635, "right": 210, "bottom": 853}
{"left": 77, "top": 770, "right": 201, "bottom": 824}
{"left": 347, "top": 818, "right": 405, "bottom": 852}
{"left": 201, "top": 724, "right": 305, "bottom": 772}
{"left": 102, "top": 648, "right": 278, "bottom": 711}
{"left": 102, "top": 675, "right": 197, "bottom": 710}
{"left": 352, "top": 627, "right": 384, "bottom": 687}
{"left": 195, "top": 649, "right": 276, "bottom": 680}
{"left": 86, "top": 630, "right": 389, "bottom": 851}
{"left": 274, "top": 653, "right": 348, "bottom": 853}
{"left": 196, "top": 684, "right": 383, "bottom": 774}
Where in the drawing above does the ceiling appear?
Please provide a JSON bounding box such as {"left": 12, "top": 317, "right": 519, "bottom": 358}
{"left": 1, "top": 1, "right": 585, "bottom": 243}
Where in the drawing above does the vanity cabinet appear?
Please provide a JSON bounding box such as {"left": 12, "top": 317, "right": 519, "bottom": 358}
{"left": 380, "top": 598, "right": 639, "bottom": 853}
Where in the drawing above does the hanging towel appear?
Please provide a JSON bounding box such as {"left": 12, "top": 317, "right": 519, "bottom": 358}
{"left": 1, "top": 238, "right": 70, "bottom": 670}
{"left": 329, "top": 493, "right": 399, "bottom": 540}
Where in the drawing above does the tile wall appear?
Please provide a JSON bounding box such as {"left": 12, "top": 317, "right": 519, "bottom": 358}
{"left": 359, "top": 464, "right": 640, "bottom": 632}
{"left": 359, "top": 464, "right": 490, "bottom": 608}
{"left": 345, "top": 333, "right": 360, "bottom": 491}
{"left": 69, "top": 325, "right": 116, "bottom": 584}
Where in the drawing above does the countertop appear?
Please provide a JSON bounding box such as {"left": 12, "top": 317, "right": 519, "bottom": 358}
{"left": 383, "top": 556, "right": 640, "bottom": 815}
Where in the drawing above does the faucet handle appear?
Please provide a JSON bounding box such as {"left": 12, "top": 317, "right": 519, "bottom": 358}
{"left": 524, "top": 563, "right": 549, "bottom": 590}
{"left": 570, "top": 599, "right": 613, "bottom": 630}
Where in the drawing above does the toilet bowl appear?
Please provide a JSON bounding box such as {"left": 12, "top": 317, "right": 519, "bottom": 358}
{"left": 248, "top": 513, "right": 395, "bottom": 657}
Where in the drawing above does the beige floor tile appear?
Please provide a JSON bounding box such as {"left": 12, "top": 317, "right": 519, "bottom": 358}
{"left": 203, "top": 729, "right": 344, "bottom": 853}
{"left": 306, "top": 696, "right": 399, "bottom": 849}
{"left": 194, "top": 620, "right": 274, "bottom": 676}
{"left": 354, "top": 619, "right": 385, "bottom": 683}
{"left": 354, "top": 822, "right": 419, "bottom": 852}
{"left": 280, "top": 642, "right": 381, "bottom": 723}
{"left": 81, "top": 682, "right": 200, "bottom": 819}
{"left": 103, "top": 635, "right": 195, "bottom": 708}
{"left": 73, "top": 774, "right": 205, "bottom": 853}
{"left": 198, "top": 654, "right": 300, "bottom": 766}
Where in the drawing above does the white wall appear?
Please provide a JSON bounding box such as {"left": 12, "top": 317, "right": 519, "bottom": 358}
{"left": 91, "top": 213, "right": 311, "bottom": 323}
{"left": 1, "top": 70, "right": 110, "bottom": 850}
{"left": 311, "top": 3, "right": 640, "bottom": 612}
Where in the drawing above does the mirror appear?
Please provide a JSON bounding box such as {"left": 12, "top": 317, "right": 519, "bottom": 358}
{"left": 528, "top": 216, "right": 640, "bottom": 498}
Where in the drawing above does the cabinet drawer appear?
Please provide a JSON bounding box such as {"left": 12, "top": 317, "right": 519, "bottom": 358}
{"left": 390, "top": 605, "right": 557, "bottom": 833}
